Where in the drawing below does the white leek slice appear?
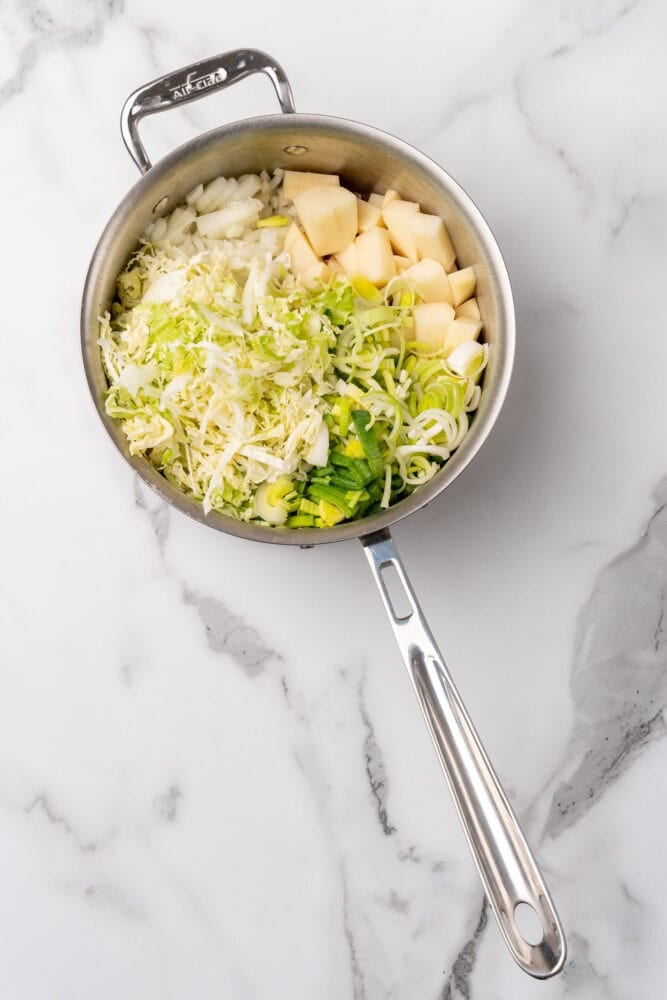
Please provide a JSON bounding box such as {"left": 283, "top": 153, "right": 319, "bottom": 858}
{"left": 381, "top": 464, "right": 392, "bottom": 509}
{"left": 253, "top": 479, "right": 292, "bottom": 524}
{"left": 306, "top": 421, "right": 329, "bottom": 466}
{"left": 447, "top": 341, "right": 487, "bottom": 378}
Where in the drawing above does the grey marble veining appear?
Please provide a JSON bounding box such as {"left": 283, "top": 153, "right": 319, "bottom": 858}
{"left": 0, "top": 0, "right": 124, "bottom": 106}
{"left": 544, "top": 479, "right": 667, "bottom": 838}
{"left": 437, "top": 481, "right": 667, "bottom": 995}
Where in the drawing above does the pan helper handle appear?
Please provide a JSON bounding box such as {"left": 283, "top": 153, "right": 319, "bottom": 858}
{"left": 120, "top": 49, "right": 295, "bottom": 173}
{"left": 361, "top": 528, "right": 567, "bottom": 979}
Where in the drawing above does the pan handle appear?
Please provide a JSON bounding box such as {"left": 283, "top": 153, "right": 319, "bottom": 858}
{"left": 120, "top": 49, "right": 296, "bottom": 174}
{"left": 360, "top": 528, "right": 566, "bottom": 979}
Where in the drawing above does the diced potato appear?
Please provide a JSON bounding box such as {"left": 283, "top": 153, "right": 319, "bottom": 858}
{"left": 448, "top": 267, "right": 477, "bottom": 307}
{"left": 381, "top": 189, "right": 400, "bottom": 208}
{"left": 284, "top": 223, "right": 299, "bottom": 251}
{"left": 412, "top": 302, "right": 455, "bottom": 349}
{"left": 283, "top": 170, "right": 340, "bottom": 201}
{"left": 334, "top": 240, "right": 359, "bottom": 273}
{"left": 443, "top": 316, "right": 483, "bottom": 355}
{"left": 284, "top": 223, "right": 320, "bottom": 275}
{"left": 357, "top": 199, "right": 384, "bottom": 232}
{"left": 293, "top": 185, "right": 358, "bottom": 256}
{"left": 403, "top": 258, "right": 453, "bottom": 304}
{"left": 354, "top": 228, "right": 396, "bottom": 286}
{"left": 456, "top": 297, "right": 480, "bottom": 319}
{"left": 393, "top": 255, "right": 412, "bottom": 270}
{"left": 300, "top": 262, "right": 332, "bottom": 290}
{"left": 412, "top": 213, "right": 456, "bottom": 271}
{"left": 368, "top": 192, "right": 384, "bottom": 207}
{"left": 383, "top": 200, "right": 420, "bottom": 260}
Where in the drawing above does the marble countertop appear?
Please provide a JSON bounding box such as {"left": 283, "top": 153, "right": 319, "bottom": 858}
{"left": 3, "top": 0, "right": 666, "bottom": 997}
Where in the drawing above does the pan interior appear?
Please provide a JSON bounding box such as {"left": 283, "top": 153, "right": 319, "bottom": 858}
{"left": 82, "top": 113, "right": 514, "bottom": 545}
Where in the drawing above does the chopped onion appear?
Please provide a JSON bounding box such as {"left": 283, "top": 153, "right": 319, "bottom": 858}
{"left": 101, "top": 169, "right": 486, "bottom": 528}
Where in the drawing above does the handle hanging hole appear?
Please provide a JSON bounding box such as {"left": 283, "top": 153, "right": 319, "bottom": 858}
{"left": 380, "top": 562, "right": 413, "bottom": 622}
{"left": 284, "top": 145, "right": 308, "bottom": 155}
{"left": 514, "top": 902, "right": 544, "bottom": 946}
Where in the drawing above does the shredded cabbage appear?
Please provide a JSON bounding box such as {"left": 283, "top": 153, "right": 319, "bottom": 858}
{"left": 99, "top": 170, "right": 487, "bottom": 527}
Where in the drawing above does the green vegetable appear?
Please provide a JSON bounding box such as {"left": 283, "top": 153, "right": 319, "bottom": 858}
{"left": 100, "top": 169, "right": 487, "bottom": 531}
{"left": 257, "top": 215, "right": 289, "bottom": 228}
{"left": 286, "top": 514, "right": 316, "bottom": 527}
{"left": 117, "top": 268, "right": 143, "bottom": 308}
{"left": 306, "top": 482, "right": 356, "bottom": 518}
{"left": 330, "top": 451, "right": 373, "bottom": 486}
{"left": 351, "top": 410, "right": 384, "bottom": 476}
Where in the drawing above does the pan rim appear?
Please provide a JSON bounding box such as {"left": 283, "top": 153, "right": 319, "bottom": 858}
{"left": 81, "top": 111, "right": 515, "bottom": 546}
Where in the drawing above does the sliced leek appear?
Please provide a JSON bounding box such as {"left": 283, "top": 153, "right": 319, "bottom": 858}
{"left": 101, "top": 169, "right": 487, "bottom": 529}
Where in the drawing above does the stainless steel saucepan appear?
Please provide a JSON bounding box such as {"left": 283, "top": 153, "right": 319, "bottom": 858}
{"left": 81, "top": 49, "right": 566, "bottom": 978}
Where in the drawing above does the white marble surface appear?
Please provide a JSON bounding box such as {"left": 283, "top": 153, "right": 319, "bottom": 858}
{"left": 2, "top": 0, "right": 666, "bottom": 997}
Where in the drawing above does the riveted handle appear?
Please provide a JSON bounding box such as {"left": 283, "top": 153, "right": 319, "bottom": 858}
{"left": 361, "top": 528, "right": 567, "bottom": 979}
{"left": 120, "top": 48, "right": 295, "bottom": 173}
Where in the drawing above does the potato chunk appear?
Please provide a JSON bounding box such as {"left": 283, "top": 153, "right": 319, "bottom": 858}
{"left": 412, "top": 302, "right": 455, "bottom": 349}
{"left": 443, "top": 316, "right": 483, "bottom": 355}
{"left": 300, "top": 262, "right": 331, "bottom": 290}
{"left": 403, "top": 258, "right": 453, "bottom": 304}
{"left": 357, "top": 199, "right": 384, "bottom": 232}
{"left": 283, "top": 170, "right": 340, "bottom": 201}
{"left": 412, "top": 213, "right": 456, "bottom": 271}
{"left": 455, "top": 297, "right": 480, "bottom": 319}
{"left": 334, "top": 240, "right": 359, "bottom": 274}
{"left": 354, "top": 228, "right": 396, "bottom": 286}
{"left": 448, "top": 267, "right": 477, "bottom": 307}
{"left": 293, "top": 185, "right": 358, "bottom": 256}
{"left": 383, "top": 200, "right": 420, "bottom": 260}
{"left": 284, "top": 223, "right": 320, "bottom": 275}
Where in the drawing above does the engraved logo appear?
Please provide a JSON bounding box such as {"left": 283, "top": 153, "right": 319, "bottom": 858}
{"left": 170, "top": 67, "right": 227, "bottom": 99}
